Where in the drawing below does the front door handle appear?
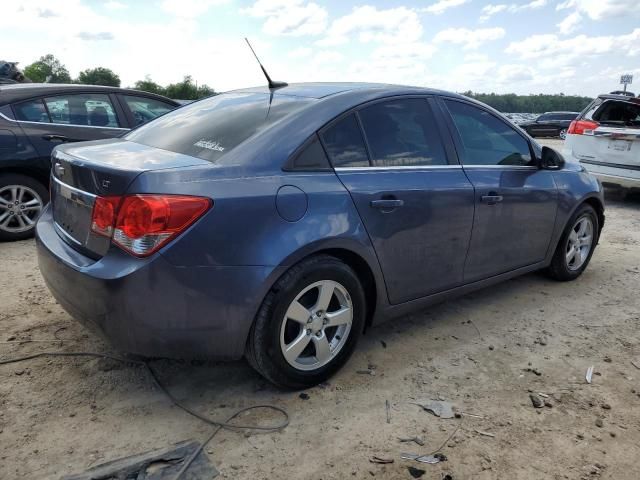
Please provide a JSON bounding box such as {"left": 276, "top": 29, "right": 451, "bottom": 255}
{"left": 481, "top": 193, "right": 503, "bottom": 205}
{"left": 42, "top": 134, "right": 71, "bottom": 142}
{"left": 370, "top": 199, "right": 404, "bottom": 209}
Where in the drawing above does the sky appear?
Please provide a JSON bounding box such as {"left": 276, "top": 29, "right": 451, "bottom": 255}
{"left": 3, "top": 0, "right": 639, "bottom": 96}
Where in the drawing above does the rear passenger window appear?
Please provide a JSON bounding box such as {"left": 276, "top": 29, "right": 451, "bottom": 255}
{"left": 14, "top": 99, "right": 50, "bottom": 123}
{"left": 286, "top": 135, "right": 331, "bottom": 171}
{"left": 444, "top": 100, "right": 533, "bottom": 166}
{"left": 359, "top": 99, "right": 447, "bottom": 167}
{"left": 321, "top": 114, "right": 369, "bottom": 168}
{"left": 44, "top": 94, "right": 119, "bottom": 127}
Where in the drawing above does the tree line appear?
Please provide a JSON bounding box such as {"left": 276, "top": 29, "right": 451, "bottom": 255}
{"left": 461, "top": 91, "right": 593, "bottom": 113}
{"left": 21, "top": 54, "right": 215, "bottom": 100}
{"left": 20, "top": 54, "right": 596, "bottom": 110}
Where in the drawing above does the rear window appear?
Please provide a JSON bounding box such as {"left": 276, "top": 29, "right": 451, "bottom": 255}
{"left": 592, "top": 100, "right": 640, "bottom": 128}
{"left": 125, "top": 93, "right": 314, "bottom": 162}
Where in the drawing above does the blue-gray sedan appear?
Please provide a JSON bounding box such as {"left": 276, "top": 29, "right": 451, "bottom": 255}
{"left": 36, "top": 83, "right": 605, "bottom": 389}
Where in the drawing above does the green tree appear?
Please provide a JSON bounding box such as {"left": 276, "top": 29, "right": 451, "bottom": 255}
{"left": 164, "top": 75, "right": 215, "bottom": 100}
{"left": 461, "top": 92, "right": 593, "bottom": 113}
{"left": 133, "top": 76, "right": 165, "bottom": 95}
{"left": 77, "top": 67, "right": 120, "bottom": 87}
{"left": 23, "top": 54, "right": 71, "bottom": 83}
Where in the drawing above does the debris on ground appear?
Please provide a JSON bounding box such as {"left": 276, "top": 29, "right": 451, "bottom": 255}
{"left": 299, "top": 393, "right": 310, "bottom": 400}
{"left": 398, "top": 437, "right": 425, "bottom": 446}
{"left": 596, "top": 418, "right": 604, "bottom": 428}
{"left": 407, "top": 466, "right": 426, "bottom": 478}
{"left": 413, "top": 400, "right": 455, "bottom": 419}
{"left": 401, "top": 452, "right": 447, "bottom": 464}
{"left": 357, "top": 369, "right": 376, "bottom": 375}
{"left": 380, "top": 340, "right": 387, "bottom": 349}
{"left": 370, "top": 456, "right": 394, "bottom": 464}
{"left": 529, "top": 394, "right": 544, "bottom": 408}
{"left": 62, "top": 440, "right": 218, "bottom": 480}
{"left": 586, "top": 366, "right": 594, "bottom": 384}
{"left": 386, "top": 399, "right": 391, "bottom": 424}
{"left": 474, "top": 429, "right": 495, "bottom": 438}
{"left": 631, "top": 359, "right": 640, "bottom": 370}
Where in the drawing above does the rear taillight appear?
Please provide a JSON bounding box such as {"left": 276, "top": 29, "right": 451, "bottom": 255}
{"left": 91, "top": 194, "right": 211, "bottom": 257}
{"left": 567, "top": 119, "right": 599, "bottom": 135}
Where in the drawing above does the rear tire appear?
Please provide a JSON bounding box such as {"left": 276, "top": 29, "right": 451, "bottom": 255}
{"left": 246, "top": 255, "right": 366, "bottom": 389}
{"left": 0, "top": 174, "right": 48, "bottom": 241}
{"left": 546, "top": 204, "right": 599, "bottom": 281}
{"left": 559, "top": 128, "right": 567, "bottom": 140}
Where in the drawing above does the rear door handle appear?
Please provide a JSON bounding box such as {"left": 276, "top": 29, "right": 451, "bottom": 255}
{"left": 42, "top": 134, "right": 70, "bottom": 142}
{"left": 481, "top": 193, "right": 503, "bottom": 205}
{"left": 370, "top": 199, "right": 404, "bottom": 209}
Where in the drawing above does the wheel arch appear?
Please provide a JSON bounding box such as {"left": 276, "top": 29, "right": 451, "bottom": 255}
{"left": 0, "top": 167, "right": 49, "bottom": 191}
{"left": 582, "top": 195, "right": 605, "bottom": 236}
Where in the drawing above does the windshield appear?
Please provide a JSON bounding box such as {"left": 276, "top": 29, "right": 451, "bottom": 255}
{"left": 125, "top": 92, "right": 315, "bottom": 162}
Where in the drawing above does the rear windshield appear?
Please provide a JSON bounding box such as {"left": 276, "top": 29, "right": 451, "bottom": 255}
{"left": 125, "top": 92, "right": 314, "bottom": 162}
{"left": 592, "top": 100, "right": 640, "bottom": 128}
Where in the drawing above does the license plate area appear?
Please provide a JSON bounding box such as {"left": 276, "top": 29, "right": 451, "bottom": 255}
{"left": 51, "top": 176, "right": 96, "bottom": 246}
{"left": 608, "top": 139, "right": 632, "bottom": 152}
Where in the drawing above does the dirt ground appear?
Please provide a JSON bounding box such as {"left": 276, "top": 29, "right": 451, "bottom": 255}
{"left": 2, "top": 142, "right": 640, "bottom": 479}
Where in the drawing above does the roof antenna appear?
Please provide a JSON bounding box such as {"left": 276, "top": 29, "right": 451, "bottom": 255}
{"left": 245, "top": 38, "right": 288, "bottom": 90}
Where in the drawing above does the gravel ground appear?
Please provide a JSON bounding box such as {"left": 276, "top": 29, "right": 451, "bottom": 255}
{"left": 2, "top": 139, "right": 640, "bottom": 480}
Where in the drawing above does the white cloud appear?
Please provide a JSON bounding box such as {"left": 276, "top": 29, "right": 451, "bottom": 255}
{"left": 104, "top": 1, "right": 127, "bottom": 10}
{"left": 161, "top": 0, "right": 228, "bottom": 18}
{"left": 479, "top": 0, "right": 547, "bottom": 22}
{"left": 434, "top": 27, "right": 505, "bottom": 50}
{"left": 497, "top": 64, "right": 535, "bottom": 82}
{"left": 317, "top": 6, "right": 422, "bottom": 47}
{"left": 557, "top": 0, "right": 640, "bottom": 20}
{"left": 243, "top": 0, "right": 328, "bottom": 36}
{"left": 288, "top": 47, "right": 313, "bottom": 58}
{"left": 422, "top": 0, "right": 470, "bottom": 15}
{"left": 506, "top": 29, "right": 640, "bottom": 60}
{"left": 557, "top": 11, "right": 582, "bottom": 35}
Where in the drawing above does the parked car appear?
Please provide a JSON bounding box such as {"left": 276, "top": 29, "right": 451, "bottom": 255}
{"left": 36, "top": 83, "right": 604, "bottom": 389}
{"left": 0, "top": 83, "right": 180, "bottom": 240}
{"left": 519, "top": 111, "right": 579, "bottom": 139}
{"left": 563, "top": 94, "right": 640, "bottom": 193}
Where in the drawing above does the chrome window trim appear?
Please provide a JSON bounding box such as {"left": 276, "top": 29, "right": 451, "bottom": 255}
{"left": 461, "top": 164, "right": 538, "bottom": 170}
{"left": 0, "top": 111, "right": 128, "bottom": 131}
{"left": 334, "top": 165, "right": 463, "bottom": 172}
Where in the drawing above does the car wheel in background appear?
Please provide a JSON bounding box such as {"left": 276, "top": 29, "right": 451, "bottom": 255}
{"left": 246, "top": 255, "right": 366, "bottom": 389}
{"left": 0, "top": 174, "right": 48, "bottom": 241}
{"left": 546, "top": 204, "right": 599, "bottom": 281}
{"left": 559, "top": 128, "right": 567, "bottom": 140}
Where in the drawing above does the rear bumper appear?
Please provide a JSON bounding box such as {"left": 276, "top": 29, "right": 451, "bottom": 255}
{"left": 36, "top": 206, "right": 282, "bottom": 360}
{"left": 591, "top": 172, "right": 640, "bottom": 190}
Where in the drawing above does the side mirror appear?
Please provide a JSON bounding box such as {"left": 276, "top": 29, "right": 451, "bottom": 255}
{"left": 539, "top": 146, "right": 565, "bottom": 170}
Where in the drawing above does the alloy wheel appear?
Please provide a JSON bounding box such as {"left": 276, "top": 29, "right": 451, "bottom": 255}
{"left": 559, "top": 128, "right": 567, "bottom": 140}
{"left": 566, "top": 216, "right": 593, "bottom": 271}
{"left": 0, "top": 185, "right": 43, "bottom": 233}
{"left": 279, "top": 280, "right": 353, "bottom": 371}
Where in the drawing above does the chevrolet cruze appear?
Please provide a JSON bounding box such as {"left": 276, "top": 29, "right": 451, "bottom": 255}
{"left": 36, "top": 83, "right": 604, "bottom": 389}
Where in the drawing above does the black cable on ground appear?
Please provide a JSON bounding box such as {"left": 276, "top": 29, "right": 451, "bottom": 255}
{"left": 0, "top": 351, "right": 289, "bottom": 480}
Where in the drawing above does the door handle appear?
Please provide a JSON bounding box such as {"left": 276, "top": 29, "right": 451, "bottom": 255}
{"left": 481, "top": 193, "right": 503, "bottom": 205}
{"left": 42, "top": 134, "right": 70, "bottom": 142}
{"left": 370, "top": 199, "right": 404, "bottom": 209}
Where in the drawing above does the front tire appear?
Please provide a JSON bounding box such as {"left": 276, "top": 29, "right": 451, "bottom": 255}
{"left": 246, "top": 255, "right": 366, "bottom": 389}
{"left": 0, "top": 174, "right": 48, "bottom": 241}
{"left": 546, "top": 204, "right": 599, "bottom": 281}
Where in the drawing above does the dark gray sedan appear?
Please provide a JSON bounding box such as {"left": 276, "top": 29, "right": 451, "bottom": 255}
{"left": 36, "top": 83, "right": 604, "bottom": 389}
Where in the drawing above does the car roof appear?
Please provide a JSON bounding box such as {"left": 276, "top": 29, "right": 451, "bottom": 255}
{"left": 0, "top": 83, "right": 179, "bottom": 106}
{"left": 231, "top": 82, "right": 458, "bottom": 100}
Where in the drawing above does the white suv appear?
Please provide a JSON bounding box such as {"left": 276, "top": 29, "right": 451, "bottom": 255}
{"left": 563, "top": 94, "right": 640, "bottom": 192}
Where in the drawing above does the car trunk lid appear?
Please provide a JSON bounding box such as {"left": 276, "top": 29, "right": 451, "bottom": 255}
{"left": 50, "top": 138, "right": 210, "bottom": 258}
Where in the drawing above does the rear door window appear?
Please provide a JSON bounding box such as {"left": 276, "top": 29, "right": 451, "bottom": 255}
{"left": 13, "top": 99, "right": 50, "bottom": 123}
{"left": 321, "top": 114, "right": 369, "bottom": 168}
{"left": 358, "top": 99, "right": 447, "bottom": 167}
{"left": 126, "top": 92, "right": 313, "bottom": 163}
{"left": 444, "top": 100, "right": 533, "bottom": 166}
{"left": 44, "top": 94, "right": 120, "bottom": 127}
{"left": 121, "top": 95, "right": 175, "bottom": 126}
